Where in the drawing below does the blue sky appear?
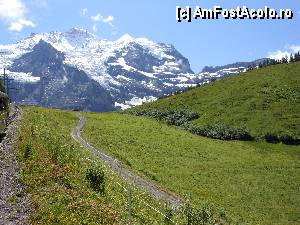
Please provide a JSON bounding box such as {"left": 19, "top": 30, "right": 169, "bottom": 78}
{"left": 0, "top": 0, "right": 299, "bottom": 72}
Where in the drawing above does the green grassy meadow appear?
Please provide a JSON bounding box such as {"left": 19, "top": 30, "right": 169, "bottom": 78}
{"left": 13, "top": 62, "right": 300, "bottom": 224}
{"left": 16, "top": 107, "right": 181, "bottom": 225}
{"left": 82, "top": 112, "right": 300, "bottom": 225}
{"left": 129, "top": 62, "right": 300, "bottom": 139}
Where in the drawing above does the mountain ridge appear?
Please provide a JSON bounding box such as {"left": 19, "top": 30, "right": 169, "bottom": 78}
{"left": 9, "top": 40, "right": 114, "bottom": 111}
{"left": 0, "top": 28, "right": 268, "bottom": 111}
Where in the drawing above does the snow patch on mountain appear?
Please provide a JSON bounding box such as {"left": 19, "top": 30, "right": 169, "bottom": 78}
{"left": 116, "top": 34, "right": 134, "bottom": 43}
{"left": 6, "top": 70, "right": 40, "bottom": 83}
{"left": 115, "top": 96, "right": 157, "bottom": 110}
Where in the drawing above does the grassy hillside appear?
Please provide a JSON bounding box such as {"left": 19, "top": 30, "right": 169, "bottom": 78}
{"left": 81, "top": 63, "right": 300, "bottom": 224}
{"left": 16, "top": 107, "right": 181, "bottom": 225}
{"left": 129, "top": 62, "right": 300, "bottom": 139}
{"left": 82, "top": 112, "right": 300, "bottom": 225}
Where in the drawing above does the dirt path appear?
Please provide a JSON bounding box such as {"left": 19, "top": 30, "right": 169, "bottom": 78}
{"left": 71, "top": 113, "right": 183, "bottom": 208}
{"left": 0, "top": 105, "right": 31, "bottom": 225}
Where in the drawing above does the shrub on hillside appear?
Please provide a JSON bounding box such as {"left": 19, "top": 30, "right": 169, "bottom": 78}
{"left": 264, "top": 133, "right": 280, "bottom": 144}
{"left": 126, "top": 110, "right": 254, "bottom": 141}
{"left": 164, "top": 206, "right": 174, "bottom": 225}
{"left": 280, "top": 135, "right": 300, "bottom": 145}
{"left": 264, "top": 133, "right": 300, "bottom": 145}
{"left": 127, "top": 110, "right": 199, "bottom": 126}
{"left": 188, "top": 124, "right": 254, "bottom": 141}
{"left": 86, "top": 164, "right": 106, "bottom": 194}
{"left": 24, "top": 143, "right": 33, "bottom": 159}
{"left": 183, "top": 204, "right": 215, "bottom": 225}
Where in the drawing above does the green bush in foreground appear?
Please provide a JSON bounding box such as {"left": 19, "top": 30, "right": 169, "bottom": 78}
{"left": 183, "top": 204, "right": 232, "bottom": 225}
{"left": 86, "top": 164, "right": 106, "bottom": 194}
{"left": 23, "top": 143, "right": 33, "bottom": 159}
{"left": 164, "top": 207, "right": 173, "bottom": 225}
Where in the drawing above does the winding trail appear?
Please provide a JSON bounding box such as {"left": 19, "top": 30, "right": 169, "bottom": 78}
{"left": 71, "top": 113, "right": 183, "bottom": 208}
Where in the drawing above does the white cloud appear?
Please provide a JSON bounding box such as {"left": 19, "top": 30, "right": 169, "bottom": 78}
{"left": 89, "top": 12, "right": 116, "bottom": 34}
{"left": 288, "top": 45, "right": 300, "bottom": 52}
{"left": 9, "top": 19, "right": 35, "bottom": 31}
{"left": 103, "top": 15, "right": 114, "bottom": 24}
{"left": 81, "top": 8, "right": 88, "bottom": 16}
{"left": 267, "top": 45, "right": 300, "bottom": 60}
{"left": 92, "top": 24, "right": 97, "bottom": 32}
{"left": 0, "top": 0, "right": 35, "bottom": 32}
{"left": 267, "top": 50, "right": 290, "bottom": 60}
{"left": 90, "top": 13, "right": 114, "bottom": 27}
{"left": 91, "top": 13, "right": 101, "bottom": 22}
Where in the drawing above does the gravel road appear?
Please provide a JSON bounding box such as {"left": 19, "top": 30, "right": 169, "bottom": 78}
{"left": 0, "top": 105, "right": 31, "bottom": 225}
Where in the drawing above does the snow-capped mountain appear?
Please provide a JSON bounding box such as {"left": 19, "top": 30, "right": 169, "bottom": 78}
{"left": 197, "top": 59, "right": 268, "bottom": 83}
{"left": 9, "top": 40, "right": 114, "bottom": 111}
{"left": 0, "top": 28, "right": 199, "bottom": 110}
{"left": 0, "top": 28, "right": 267, "bottom": 111}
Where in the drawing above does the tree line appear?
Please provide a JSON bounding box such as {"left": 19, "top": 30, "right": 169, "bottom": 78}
{"left": 248, "top": 51, "right": 300, "bottom": 70}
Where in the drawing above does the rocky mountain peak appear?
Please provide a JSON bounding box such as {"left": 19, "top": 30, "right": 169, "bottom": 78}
{"left": 116, "top": 34, "right": 134, "bottom": 43}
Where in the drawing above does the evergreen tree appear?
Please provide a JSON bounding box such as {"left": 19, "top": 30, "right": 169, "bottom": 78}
{"left": 290, "top": 53, "right": 294, "bottom": 62}
{"left": 295, "top": 52, "right": 300, "bottom": 62}
{"left": 270, "top": 59, "right": 276, "bottom": 65}
{"left": 281, "top": 56, "right": 288, "bottom": 64}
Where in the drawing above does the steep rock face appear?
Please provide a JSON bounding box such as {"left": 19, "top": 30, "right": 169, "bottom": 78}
{"left": 9, "top": 40, "right": 114, "bottom": 112}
